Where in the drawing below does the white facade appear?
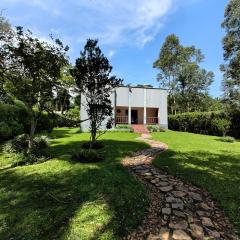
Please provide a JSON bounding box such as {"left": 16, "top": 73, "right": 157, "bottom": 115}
{"left": 80, "top": 86, "right": 168, "bottom": 131}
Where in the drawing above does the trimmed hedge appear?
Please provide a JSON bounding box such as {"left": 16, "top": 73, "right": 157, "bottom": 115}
{"left": 168, "top": 111, "right": 239, "bottom": 138}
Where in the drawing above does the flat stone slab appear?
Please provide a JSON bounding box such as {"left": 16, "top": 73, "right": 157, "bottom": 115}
{"left": 172, "top": 230, "right": 192, "bottom": 240}
{"left": 159, "top": 186, "right": 173, "bottom": 192}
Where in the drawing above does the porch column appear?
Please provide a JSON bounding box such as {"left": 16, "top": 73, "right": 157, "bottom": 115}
{"left": 128, "top": 88, "right": 131, "bottom": 124}
{"left": 143, "top": 88, "right": 147, "bottom": 125}
{"left": 158, "top": 108, "right": 160, "bottom": 125}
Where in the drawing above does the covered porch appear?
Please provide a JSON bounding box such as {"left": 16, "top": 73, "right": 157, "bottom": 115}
{"left": 115, "top": 106, "right": 159, "bottom": 125}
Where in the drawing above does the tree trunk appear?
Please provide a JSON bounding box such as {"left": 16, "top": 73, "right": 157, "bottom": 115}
{"left": 79, "top": 92, "right": 81, "bottom": 130}
{"left": 173, "top": 95, "right": 177, "bottom": 115}
{"left": 28, "top": 116, "right": 37, "bottom": 154}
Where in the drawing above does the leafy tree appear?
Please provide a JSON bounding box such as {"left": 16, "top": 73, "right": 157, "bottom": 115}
{"left": 153, "top": 34, "right": 182, "bottom": 114}
{"left": 154, "top": 34, "right": 214, "bottom": 114}
{"left": 1, "top": 26, "right": 68, "bottom": 152}
{"left": 221, "top": 0, "right": 240, "bottom": 109}
{"left": 54, "top": 88, "right": 71, "bottom": 114}
{"left": 0, "top": 13, "right": 13, "bottom": 103}
{"left": 71, "top": 39, "right": 122, "bottom": 145}
{"left": 54, "top": 65, "right": 74, "bottom": 114}
{"left": 178, "top": 64, "right": 214, "bottom": 112}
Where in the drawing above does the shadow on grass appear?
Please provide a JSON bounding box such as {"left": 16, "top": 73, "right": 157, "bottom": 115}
{"left": 50, "top": 128, "right": 77, "bottom": 139}
{"left": 0, "top": 136, "right": 149, "bottom": 239}
{"left": 154, "top": 149, "right": 240, "bottom": 234}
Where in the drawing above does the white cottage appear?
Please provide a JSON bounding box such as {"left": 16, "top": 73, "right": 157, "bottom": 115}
{"left": 80, "top": 85, "right": 168, "bottom": 131}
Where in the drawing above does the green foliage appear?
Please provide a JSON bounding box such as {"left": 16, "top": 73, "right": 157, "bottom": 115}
{"left": 211, "top": 118, "right": 231, "bottom": 137}
{"left": 71, "top": 39, "right": 122, "bottom": 143}
{"left": 0, "top": 102, "right": 56, "bottom": 141}
{"left": 228, "top": 109, "right": 240, "bottom": 138}
{"left": 147, "top": 125, "right": 165, "bottom": 133}
{"left": 116, "top": 124, "right": 131, "bottom": 129}
{"left": 220, "top": 136, "right": 235, "bottom": 143}
{"left": 3, "top": 134, "right": 49, "bottom": 158}
{"left": 71, "top": 149, "right": 104, "bottom": 163}
{"left": 168, "top": 111, "right": 233, "bottom": 136}
{"left": 153, "top": 34, "right": 214, "bottom": 114}
{"left": 54, "top": 113, "right": 79, "bottom": 128}
{"left": 1, "top": 25, "right": 68, "bottom": 152}
{"left": 0, "top": 122, "right": 12, "bottom": 140}
{"left": 221, "top": 0, "right": 240, "bottom": 108}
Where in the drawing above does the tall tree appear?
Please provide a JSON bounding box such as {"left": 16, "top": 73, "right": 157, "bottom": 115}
{"left": 221, "top": 0, "right": 240, "bottom": 109}
{"left": 71, "top": 39, "right": 122, "bottom": 145}
{"left": 178, "top": 63, "right": 214, "bottom": 112}
{"left": 154, "top": 34, "right": 214, "bottom": 114}
{"left": 2, "top": 26, "right": 68, "bottom": 152}
{"left": 54, "top": 88, "right": 71, "bottom": 114}
{"left": 0, "top": 13, "right": 13, "bottom": 102}
{"left": 153, "top": 34, "right": 182, "bottom": 115}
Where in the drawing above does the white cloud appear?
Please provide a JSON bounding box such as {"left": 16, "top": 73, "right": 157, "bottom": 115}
{"left": 108, "top": 50, "right": 116, "bottom": 58}
{"left": 72, "top": 0, "right": 173, "bottom": 47}
{"left": 1, "top": 0, "right": 185, "bottom": 48}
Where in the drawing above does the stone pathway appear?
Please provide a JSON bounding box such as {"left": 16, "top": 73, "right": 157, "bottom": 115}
{"left": 123, "top": 134, "right": 239, "bottom": 240}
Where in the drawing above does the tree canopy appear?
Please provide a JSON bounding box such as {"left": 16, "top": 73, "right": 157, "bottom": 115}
{"left": 1, "top": 26, "right": 69, "bottom": 151}
{"left": 71, "top": 39, "right": 122, "bottom": 144}
{"left": 221, "top": 0, "right": 240, "bottom": 109}
{"left": 154, "top": 34, "right": 214, "bottom": 114}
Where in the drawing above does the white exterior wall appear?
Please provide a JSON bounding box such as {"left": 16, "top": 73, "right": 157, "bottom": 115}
{"left": 80, "top": 86, "right": 168, "bottom": 131}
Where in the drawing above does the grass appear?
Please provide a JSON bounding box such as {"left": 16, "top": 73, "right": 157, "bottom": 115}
{"left": 0, "top": 128, "right": 149, "bottom": 240}
{"left": 152, "top": 130, "right": 240, "bottom": 234}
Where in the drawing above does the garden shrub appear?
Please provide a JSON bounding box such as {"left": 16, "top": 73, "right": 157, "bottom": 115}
{"left": 147, "top": 125, "right": 165, "bottom": 133}
{"left": 220, "top": 136, "right": 235, "bottom": 143}
{"left": 54, "top": 114, "right": 79, "bottom": 127}
{"left": 116, "top": 124, "right": 131, "bottom": 129}
{"left": 228, "top": 109, "right": 240, "bottom": 138}
{"left": 113, "top": 124, "right": 133, "bottom": 132}
{"left": 71, "top": 149, "right": 104, "bottom": 163}
{"left": 0, "top": 122, "right": 12, "bottom": 140}
{"left": 3, "top": 134, "right": 49, "bottom": 157}
{"left": 0, "top": 102, "right": 57, "bottom": 140}
{"left": 211, "top": 118, "right": 231, "bottom": 137}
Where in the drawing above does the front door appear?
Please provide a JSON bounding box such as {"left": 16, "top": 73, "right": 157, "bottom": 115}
{"left": 131, "top": 110, "right": 138, "bottom": 124}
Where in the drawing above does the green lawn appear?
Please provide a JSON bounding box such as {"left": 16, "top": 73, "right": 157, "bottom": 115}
{"left": 152, "top": 130, "right": 240, "bottom": 234}
{"left": 0, "top": 128, "right": 149, "bottom": 240}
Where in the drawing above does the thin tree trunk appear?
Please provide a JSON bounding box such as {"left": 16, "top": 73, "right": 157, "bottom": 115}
{"left": 28, "top": 116, "right": 37, "bottom": 154}
{"left": 173, "top": 95, "right": 177, "bottom": 115}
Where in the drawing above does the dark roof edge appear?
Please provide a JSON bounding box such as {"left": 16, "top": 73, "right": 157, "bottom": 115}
{"left": 118, "top": 85, "right": 168, "bottom": 91}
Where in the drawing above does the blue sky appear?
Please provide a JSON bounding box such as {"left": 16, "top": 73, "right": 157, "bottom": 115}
{"left": 1, "top": 0, "right": 228, "bottom": 97}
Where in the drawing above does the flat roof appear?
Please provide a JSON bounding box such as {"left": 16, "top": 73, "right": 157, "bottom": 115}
{"left": 118, "top": 85, "right": 168, "bottom": 91}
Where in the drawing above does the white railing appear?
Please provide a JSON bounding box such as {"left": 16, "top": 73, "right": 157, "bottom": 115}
{"left": 116, "top": 116, "right": 128, "bottom": 124}
{"left": 147, "top": 117, "right": 158, "bottom": 124}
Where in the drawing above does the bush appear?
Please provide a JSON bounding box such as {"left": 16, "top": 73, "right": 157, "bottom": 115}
{"left": 54, "top": 114, "right": 79, "bottom": 127}
{"left": 116, "top": 124, "right": 131, "bottom": 129}
{"left": 71, "top": 149, "right": 104, "bottom": 163}
{"left": 168, "top": 111, "right": 232, "bottom": 136}
{"left": 211, "top": 118, "right": 231, "bottom": 137}
{"left": 9, "top": 152, "right": 48, "bottom": 166}
{"left": 0, "top": 102, "right": 57, "bottom": 140}
{"left": 82, "top": 141, "right": 104, "bottom": 149}
{"left": 220, "top": 136, "right": 235, "bottom": 143}
{"left": 3, "top": 134, "right": 49, "bottom": 157}
{"left": 228, "top": 109, "right": 240, "bottom": 139}
{"left": 0, "top": 122, "right": 12, "bottom": 140}
{"left": 147, "top": 125, "right": 165, "bottom": 133}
